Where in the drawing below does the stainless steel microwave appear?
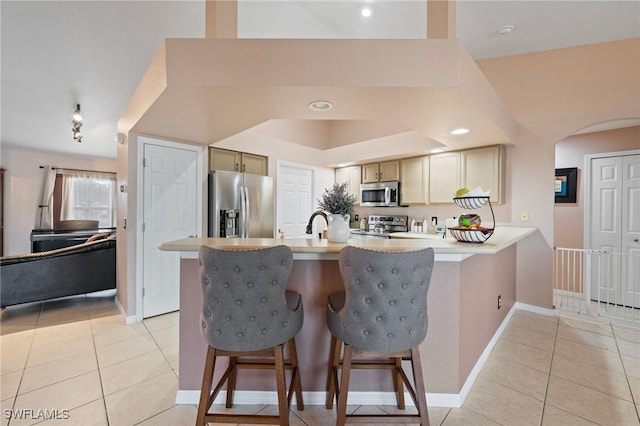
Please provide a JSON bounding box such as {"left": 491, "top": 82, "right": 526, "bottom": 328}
{"left": 360, "top": 181, "right": 400, "bottom": 207}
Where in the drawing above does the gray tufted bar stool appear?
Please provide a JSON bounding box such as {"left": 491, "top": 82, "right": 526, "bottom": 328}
{"left": 196, "top": 245, "right": 304, "bottom": 426}
{"left": 326, "top": 246, "right": 434, "bottom": 425}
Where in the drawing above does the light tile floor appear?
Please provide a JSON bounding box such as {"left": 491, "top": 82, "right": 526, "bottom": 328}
{"left": 1, "top": 291, "right": 639, "bottom": 426}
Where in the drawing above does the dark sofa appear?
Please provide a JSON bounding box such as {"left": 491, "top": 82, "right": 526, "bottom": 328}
{"left": 0, "top": 235, "right": 116, "bottom": 308}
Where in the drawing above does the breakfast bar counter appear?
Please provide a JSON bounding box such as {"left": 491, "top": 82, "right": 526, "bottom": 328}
{"left": 160, "top": 226, "right": 551, "bottom": 406}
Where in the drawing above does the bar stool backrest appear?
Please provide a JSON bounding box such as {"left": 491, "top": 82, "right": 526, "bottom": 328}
{"left": 328, "top": 246, "right": 434, "bottom": 353}
{"left": 198, "top": 245, "right": 303, "bottom": 352}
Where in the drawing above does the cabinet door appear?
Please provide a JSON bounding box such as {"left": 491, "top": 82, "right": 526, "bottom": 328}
{"left": 335, "top": 166, "right": 361, "bottom": 203}
{"left": 379, "top": 160, "right": 400, "bottom": 182}
{"left": 461, "top": 145, "right": 504, "bottom": 203}
{"left": 241, "top": 153, "right": 268, "bottom": 175}
{"left": 400, "top": 156, "right": 428, "bottom": 204}
{"left": 362, "top": 163, "right": 380, "bottom": 183}
{"left": 429, "top": 152, "right": 461, "bottom": 203}
{"left": 209, "top": 148, "right": 240, "bottom": 172}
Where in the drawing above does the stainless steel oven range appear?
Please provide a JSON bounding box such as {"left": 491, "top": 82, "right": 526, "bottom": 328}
{"left": 349, "top": 215, "right": 408, "bottom": 239}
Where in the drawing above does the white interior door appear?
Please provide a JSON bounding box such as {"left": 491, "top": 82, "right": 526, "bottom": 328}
{"left": 589, "top": 152, "right": 640, "bottom": 308}
{"left": 277, "top": 164, "right": 313, "bottom": 238}
{"left": 143, "top": 142, "right": 199, "bottom": 318}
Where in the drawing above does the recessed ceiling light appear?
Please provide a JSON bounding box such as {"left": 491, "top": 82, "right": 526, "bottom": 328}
{"left": 361, "top": 6, "right": 372, "bottom": 17}
{"left": 450, "top": 127, "right": 470, "bottom": 135}
{"left": 308, "top": 101, "right": 333, "bottom": 112}
{"left": 430, "top": 148, "right": 444, "bottom": 154}
{"left": 498, "top": 25, "right": 514, "bottom": 36}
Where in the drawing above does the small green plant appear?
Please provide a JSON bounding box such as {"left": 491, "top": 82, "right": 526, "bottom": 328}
{"left": 317, "top": 182, "right": 356, "bottom": 217}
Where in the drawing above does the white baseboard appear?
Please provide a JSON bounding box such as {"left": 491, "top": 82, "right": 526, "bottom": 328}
{"left": 114, "top": 296, "right": 137, "bottom": 325}
{"left": 175, "top": 304, "right": 543, "bottom": 408}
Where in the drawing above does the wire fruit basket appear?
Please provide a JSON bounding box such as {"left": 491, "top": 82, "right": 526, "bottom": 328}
{"left": 449, "top": 196, "right": 495, "bottom": 243}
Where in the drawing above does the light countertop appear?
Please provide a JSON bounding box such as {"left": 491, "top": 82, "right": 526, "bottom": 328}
{"left": 159, "top": 226, "right": 538, "bottom": 257}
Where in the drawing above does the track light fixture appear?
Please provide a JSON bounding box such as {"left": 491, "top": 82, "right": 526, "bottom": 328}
{"left": 72, "top": 104, "right": 83, "bottom": 143}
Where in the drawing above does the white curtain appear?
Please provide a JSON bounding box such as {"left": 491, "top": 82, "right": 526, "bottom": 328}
{"left": 60, "top": 169, "right": 117, "bottom": 228}
{"left": 35, "top": 166, "right": 57, "bottom": 230}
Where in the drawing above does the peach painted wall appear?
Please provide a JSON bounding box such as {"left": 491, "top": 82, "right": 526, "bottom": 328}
{"left": 554, "top": 126, "right": 640, "bottom": 248}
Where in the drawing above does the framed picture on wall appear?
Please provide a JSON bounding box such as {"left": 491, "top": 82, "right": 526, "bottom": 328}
{"left": 555, "top": 167, "right": 578, "bottom": 203}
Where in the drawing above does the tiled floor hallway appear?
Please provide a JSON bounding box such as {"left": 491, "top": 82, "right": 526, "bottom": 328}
{"left": 1, "top": 291, "right": 639, "bottom": 426}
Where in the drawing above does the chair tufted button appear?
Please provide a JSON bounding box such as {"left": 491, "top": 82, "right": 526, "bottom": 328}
{"left": 367, "top": 266, "right": 373, "bottom": 272}
{"left": 249, "top": 315, "right": 256, "bottom": 321}
{"left": 236, "top": 299, "right": 243, "bottom": 305}
{"left": 225, "top": 315, "right": 232, "bottom": 321}
{"left": 237, "top": 332, "right": 244, "bottom": 337}
{"left": 387, "top": 332, "right": 394, "bottom": 338}
{"left": 345, "top": 260, "right": 351, "bottom": 267}
{"left": 201, "top": 320, "right": 206, "bottom": 329}
{"left": 272, "top": 279, "right": 278, "bottom": 285}
{"left": 212, "top": 265, "right": 218, "bottom": 271}
{"left": 281, "top": 259, "right": 286, "bottom": 265}
{"left": 282, "top": 321, "right": 288, "bottom": 327}
{"left": 389, "top": 300, "right": 396, "bottom": 306}
{"left": 418, "top": 312, "right": 424, "bottom": 318}
{"left": 414, "top": 266, "right": 418, "bottom": 271}
{"left": 353, "top": 311, "right": 359, "bottom": 317}
{"left": 411, "top": 298, "right": 416, "bottom": 304}
{"left": 400, "top": 316, "right": 406, "bottom": 322}
{"left": 261, "top": 328, "right": 268, "bottom": 335}
{"left": 213, "top": 297, "right": 219, "bottom": 304}
{"left": 259, "top": 265, "right": 265, "bottom": 270}
{"left": 234, "top": 266, "right": 240, "bottom": 273}
{"left": 223, "top": 282, "right": 229, "bottom": 288}
{"left": 355, "top": 279, "right": 361, "bottom": 285}
{"left": 376, "top": 315, "right": 383, "bottom": 322}
{"left": 391, "top": 268, "right": 398, "bottom": 274}
{"left": 365, "top": 297, "right": 372, "bottom": 304}
{"left": 261, "top": 296, "right": 268, "bottom": 303}
{"left": 402, "top": 283, "right": 408, "bottom": 289}
{"left": 203, "top": 277, "right": 209, "bottom": 286}
{"left": 216, "top": 329, "right": 222, "bottom": 335}
{"left": 247, "top": 282, "right": 254, "bottom": 288}
{"left": 363, "top": 329, "right": 369, "bottom": 336}
{"left": 409, "top": 329, "right": 414, "bottom": 335}
{"left": 204, "top": 308, "right": 212, "bottom": 317}
{"left": 272, "top": 310, "right": 278, "bottom": 317}
{"left": 377, "top": 282, "right": 384, "bottom": 289}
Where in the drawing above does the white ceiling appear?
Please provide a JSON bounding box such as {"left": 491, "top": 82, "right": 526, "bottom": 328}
{"left": 1, "top": 1, "right": 639, "bottom": 160}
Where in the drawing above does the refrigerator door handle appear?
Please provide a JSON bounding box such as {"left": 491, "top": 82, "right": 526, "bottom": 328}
{"left": 239, "top": 185, "right": 246, "bottom": 238}
{"left": 243, "top": 185, "right": 250, "bottom": 237}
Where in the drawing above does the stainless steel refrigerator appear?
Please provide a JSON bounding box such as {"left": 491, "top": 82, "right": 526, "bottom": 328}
{"left": 208, "top": 170, "right": 274, "bottom": 238}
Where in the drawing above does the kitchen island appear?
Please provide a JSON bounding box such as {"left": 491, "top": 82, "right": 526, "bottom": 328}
{"left": 160, "top": 226, "right": 552, "bottom": 407}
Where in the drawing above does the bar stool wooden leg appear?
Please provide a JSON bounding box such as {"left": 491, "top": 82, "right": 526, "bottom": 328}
{"left": 410, "top": 347, "right": 430, "bottom": 426}
{"left": 196, "top": 346, "right": 217, "bottom": 426}
{"left": 326, "top": 335, "right": 341, "bottom": 409}
{"left": 336, "top": 344, "right": 353, "bottom": 426}
{"left": 287, "top": 338, "right": 304, "bottom": 410}
{"left": 393, "top": 356, "right": 406, "bottom": 409}
{"left": 225, "top": 356, "right": 238, "bottom": 408}
{"left": 274, "top": 344, "right": 289, "bottom": 426}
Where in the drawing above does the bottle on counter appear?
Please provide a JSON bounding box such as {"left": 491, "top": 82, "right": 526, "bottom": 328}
{"left": 423, "top": 219, "right": 428, "bottom": 233}
{"left": 360, "top": 217, "right": 367, "bottom": 231}
{"left": 410, "top": 219, "right": 416, "bottom": 232}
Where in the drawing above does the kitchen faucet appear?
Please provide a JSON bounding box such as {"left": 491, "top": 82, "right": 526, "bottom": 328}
{"left": 305, "top": 210, "right": 328, "bottom": 238}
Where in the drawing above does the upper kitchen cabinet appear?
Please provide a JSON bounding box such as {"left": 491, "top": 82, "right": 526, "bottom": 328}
{"left": 461, "top": 145, "right": 505, "bottom": 204}
{"left": 362, "top": 160, "right": 400, "bottom": 183}
{"left": 428, "top": 145, "right": 505, "bottom": 204}
{"left": 209, "top": 147, "right": 268, "bottom": 175}
{"left": 335, "top": 165, "right": 361, "bottom": 203}
{"left": 400, "top": 156, "right": 429, "bottom": 204}
{"left": 429, "top": 152, "right": 461, "bottom": 203}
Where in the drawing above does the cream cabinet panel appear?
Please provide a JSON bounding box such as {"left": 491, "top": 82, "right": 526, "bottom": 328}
{"left": 362, "top": 160, "right": 399, "bottom": 183}
{"left": 461, "top": 145, "right": 504, "bottom": 203}
{"left": 335, "top": 166, "right": 361, "bottom": 203}
{"left": 241, "top": 153, "right": 268, "bottom": 175}
{"left": 400, "top": 156, "right": 428, "bottom": 204}
{"left": 209, "top": 148, "right": 240, "bottom": 172}
{"left": 429, "top": 152, "right": 461, "bottom": 203}
{"left": 209, "top": 148, "right": 268, "bottom": 175}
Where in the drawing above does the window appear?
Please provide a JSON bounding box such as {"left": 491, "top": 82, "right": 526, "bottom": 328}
{"left": 59, "top": 170, "right": 117, "bottom": 228}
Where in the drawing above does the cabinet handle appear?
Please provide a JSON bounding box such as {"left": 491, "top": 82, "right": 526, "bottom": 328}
{"left": 235, "top": 163, "right": 239, "bottom": 171}
{"left": 242, "top": 164, "right": 246, "bottom": 172}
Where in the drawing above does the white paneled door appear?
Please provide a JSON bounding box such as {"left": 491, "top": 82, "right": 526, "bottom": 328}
{"left": 589, "top": 153, "right": 640, "bottom": 308}
{"left": 143, "top": 141, "right": 199, "bottom": 318}
{"left": 277, "top": 164, "right": 313, "bottom": 238}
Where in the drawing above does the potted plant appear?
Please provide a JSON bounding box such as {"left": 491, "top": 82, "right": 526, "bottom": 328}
{"left": 317, "top": 182, "right": 356, "bottom": 242}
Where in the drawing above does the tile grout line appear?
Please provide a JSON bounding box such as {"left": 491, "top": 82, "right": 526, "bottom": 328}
{"left": 610, "top": 321, "right": 640, "bottom": 422}
{"left": 87, "top": 296, "right": 112, "bottom": 426}
{"left": 538, "top": 313, "right": 560, "bottom": 426}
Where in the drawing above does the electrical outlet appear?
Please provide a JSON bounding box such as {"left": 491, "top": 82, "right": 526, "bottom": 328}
{"left": 497, "top": 294, "right": 502, "bottom": 309}
{"left": 520, "top": 211, "right": 529, "bottom": 222}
